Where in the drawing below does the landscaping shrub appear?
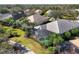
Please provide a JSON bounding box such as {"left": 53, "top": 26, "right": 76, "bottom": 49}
{"left": 40, "top": 33, "right": 64, "bottom": 47}
{"left": 3, "top": 18, "right": 14, "bottom": 26}
{"left": 48, "top": 33, "right": 64, "bottom": 46}
{"left": 40, "top": 39, "right": 52, "bottom": 48}
{"left": 6, "top": 29, "right": 20, "bottom": 38}
{"left": 48, "top": 47, "right": 56, "bottom": 54}
{"left": 70, "top": 28, "right": 79, "bottom": 36}
{"left": 0, "top": 27, "right": 5, "bottom": 33}
{"left": 63, "top": 31, "right": 71, "bottom": 40}
{"left": 0, "top": 8, "right": 9, "bottom": 14}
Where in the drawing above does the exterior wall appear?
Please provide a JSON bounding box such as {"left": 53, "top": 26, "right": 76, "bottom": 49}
{"left": 34, "top": 29, "right": 51, "bottom": 40}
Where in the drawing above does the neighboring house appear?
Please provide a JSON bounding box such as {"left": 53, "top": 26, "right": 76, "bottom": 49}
{"left": 57, "top": 40, "right": 79, "bottom": 54}
{"left": 34, "top": 9, "right": 42, "bottom": 15}
{"left": 12, "top": 11, "right": 25, "bottom": 20}
{"left": 70, "top": 38, "right": 79, "bottom": 48}
{"left": 69, "top": 38, "right": 79, "bottom": 53}
{"left": 45, "top": 9, "right": 53, "bottom": 17}
{"left": 70, "top": 20, "right": 79, "bottom": 23}
{"left": 34, "top": 19, "right": 79, "bottom": 39}
{"left": 74, "top": 9, "right": 79, "bottom": 12}
{"left": 0, "top": 13, "right": 12, "bottom": 21}
{"left": 24, "top": 9, "right": 30, "bottom": 12}
{"left": 49, "top": 17, "right": 55, "bottom": 21}
{"left": 76, "top": 16, "right": 79, "bottom": 20}
{"left": 24, "top": 9, "right": 31, "bottom": 16}
{"left": 27, "top": 14, "right": 49, "bottom": 25}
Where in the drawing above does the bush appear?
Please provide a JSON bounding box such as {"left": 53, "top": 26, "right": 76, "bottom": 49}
{"left": 63, "top": 31, "right": 71, "bottom": 40}
{"left": 21, "top": 24, "right": 28, "bottom": 31}
{"left": 12, "top": 20, "right": 22, "bottom": 28}
{"left": 0, "top": 42, "right": 14, "bottom": 53}
{"left": 40, "top": 39, "right": 52, "bottom": 47}
{"left": 0, "top": 8, "right": 9, "bottom": 14}
{"left": 48, "top": 33, "right": 64, "bottom": 46}
{"left": 0, "top": 27, "right": 5, "bottom": 33}
{"left": 6, "top": 29, "right": 20, "bottom": 38}
{"left": 40, "top": 33, "right": 64, "bottom": 47}
{"left": 4, "top": 18, "right": 14, "bottom": 26}
{"left": 70, "top": 28, "right": 79, "bottom": 36}
{"left": 11, "top": 31, "right": 20, "bottom": 37}
{"left": 48, "top": 47, "right": 56, "bottom": 54}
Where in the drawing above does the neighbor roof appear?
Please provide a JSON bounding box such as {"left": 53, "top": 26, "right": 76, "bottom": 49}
{"left": 24, "top": 9, "right": 30, "bottom": 12}
{"left": 24, "top": 9, "right": 31, "bottom": 16}
{"left": 35, "top": 19, "right": 79, "bottom": 34}
{"left": 45, "top": 9, "right": 53, "bottom": 17}
{"left": 35, "top": 9, "right": 42, "bottom": 14}
{"left": 27, "top": 14, "right": 49, "bottom": 25}
{"left": 75, "top": 9, "right": 79, "bottom": 12}
{"left": 70, "top": 37, "right": 79, "bottom": 48}
{"left": 0, "top": 13, "right": 12, "bottom": 21}
{"left": 76, "top": 16, "right": 79, "bottom": 20}
{"left": 46, "top": 9, "right": 53, "bottom": 14}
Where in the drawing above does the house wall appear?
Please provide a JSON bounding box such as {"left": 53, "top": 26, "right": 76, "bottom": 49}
{"left": 34, "top": 29, "right": 51, "bottom": 40}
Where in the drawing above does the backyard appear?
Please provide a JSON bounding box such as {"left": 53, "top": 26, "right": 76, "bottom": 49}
{"left": 2, "top": 24, "right": 49, "bottom": 54}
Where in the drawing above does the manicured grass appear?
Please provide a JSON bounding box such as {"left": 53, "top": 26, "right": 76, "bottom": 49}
{"left": 11, "top": 37, "right": 49, "bottom": 54}
{"left": 1, "top": 25, "right": 49, "bottom": 54}
{"left": 2, "top": 25, "right": 25, "bottom": 36}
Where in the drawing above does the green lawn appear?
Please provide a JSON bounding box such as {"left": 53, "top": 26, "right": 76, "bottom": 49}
{"left": 11, "top": 37, "right": 49, "bottom": 54}
{"left": 2, "top": 25, "right": 49, "bottom": 54}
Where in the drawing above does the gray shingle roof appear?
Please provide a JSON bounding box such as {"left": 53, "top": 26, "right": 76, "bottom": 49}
{"left": 0, "top": 13, "right": 12, "bottom": 21}
{"left": 35, "top": 9, "right": 42, "bottom": 14}
{"left": 28, "top": 14, "right": 49, "bottom": 25}
{"left": 35, "top": 19, "right": 79, "bottom": 34}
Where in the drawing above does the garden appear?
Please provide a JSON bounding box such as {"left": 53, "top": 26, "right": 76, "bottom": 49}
{"left": 0, "top": 23, "right": 50, "bottom": 54}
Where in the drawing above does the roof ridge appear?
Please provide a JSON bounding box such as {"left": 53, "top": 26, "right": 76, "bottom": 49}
{"left": 56, "top": 21, "right": 60, "bottom": 33}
